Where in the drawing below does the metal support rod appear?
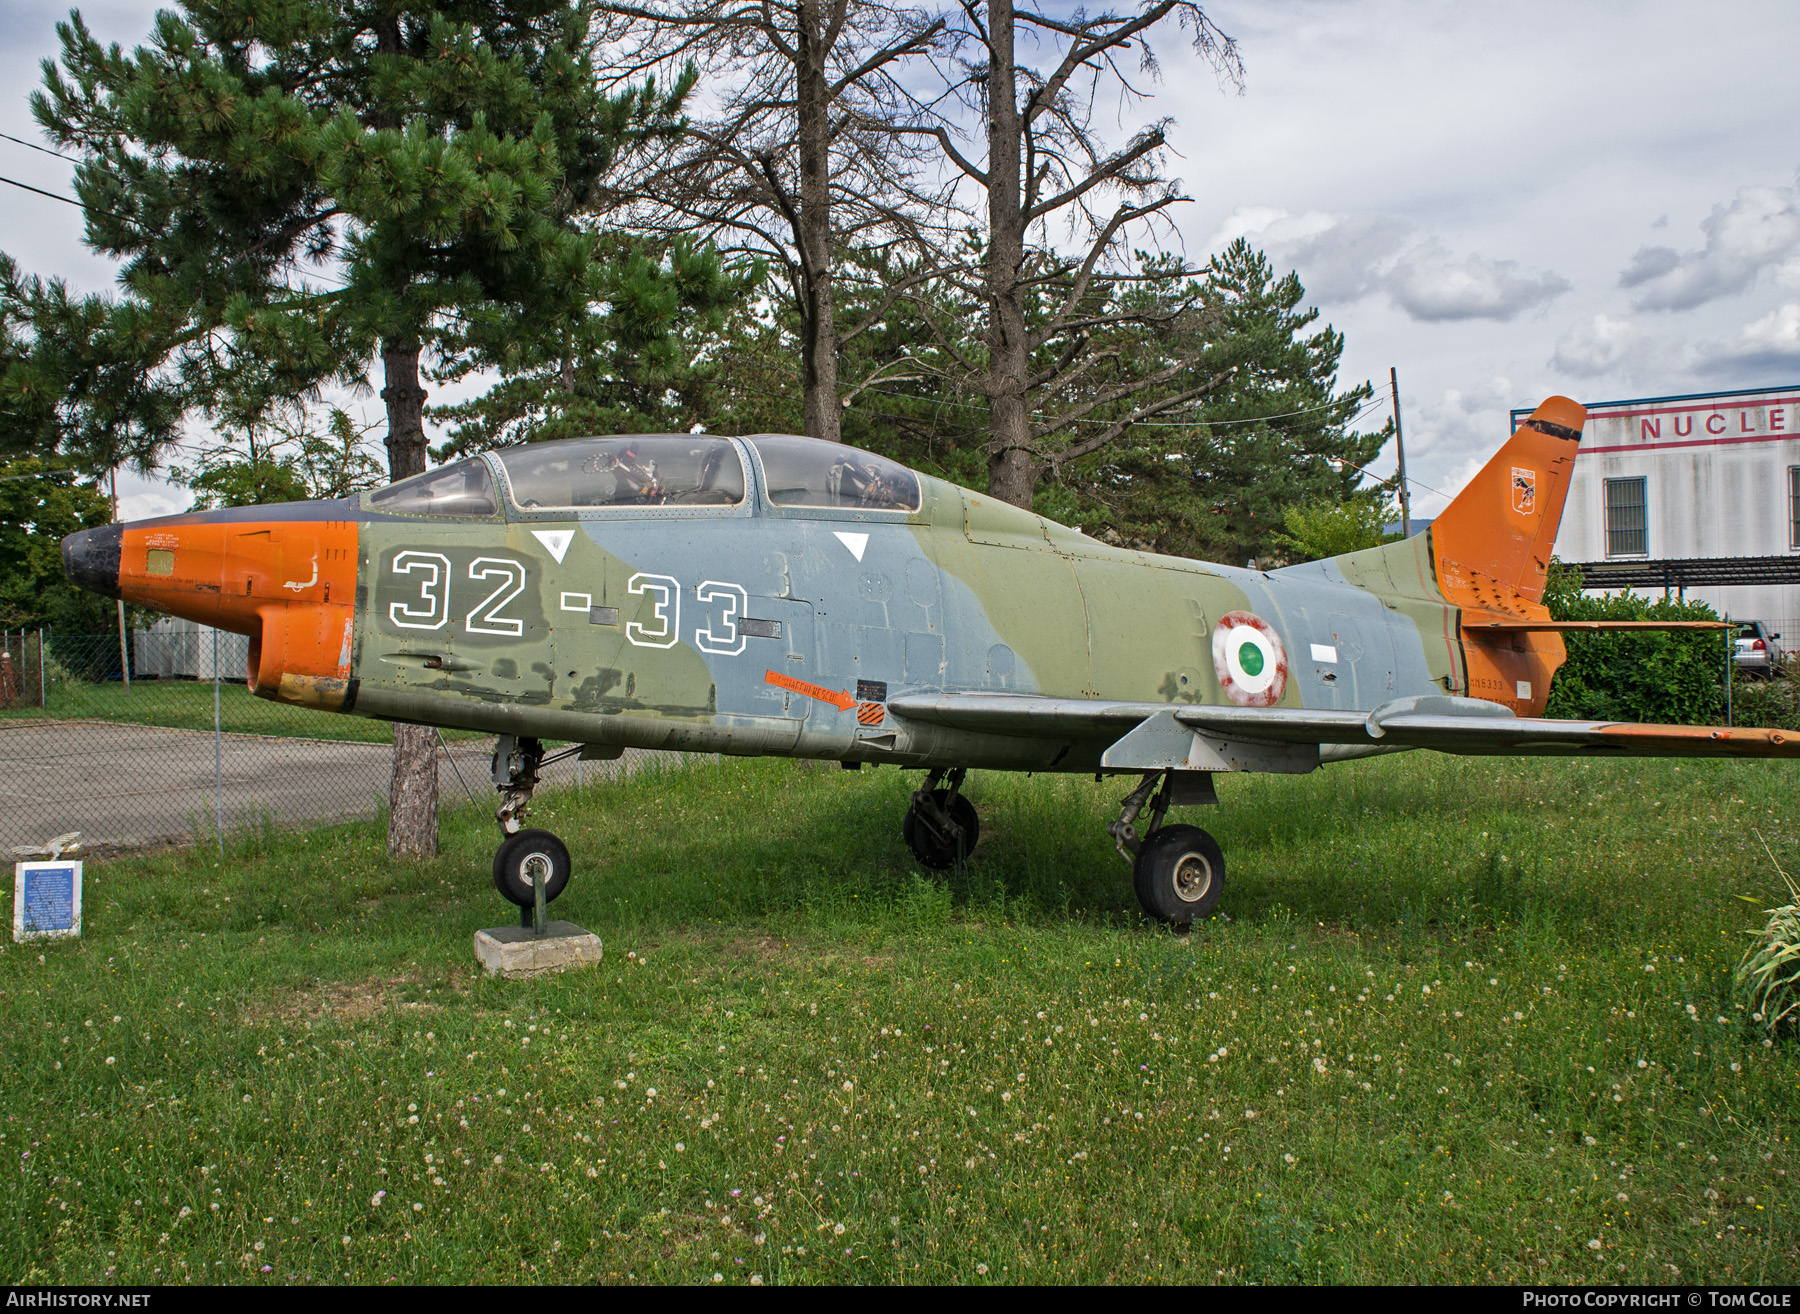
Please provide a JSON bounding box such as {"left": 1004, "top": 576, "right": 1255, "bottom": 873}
{"left": 532, "top": 859, "right": 548, "bottom": 937}
{"left": 214, "top": 626, "right": 224, "bottom": 855}
{"left": 436, "top": 728, "right": 481, "bottom": 809}
{"left": 1725, "top": 613, "right": 1733, "bottom": 728}
{"left": 1390, "top": 367, "right": 1412, "bottom": 538}
{"left": 111, "top": 468, "right": 130, "bottom": 696}
{"left": 37, "top": 628, "right": 45, "bottom": 708}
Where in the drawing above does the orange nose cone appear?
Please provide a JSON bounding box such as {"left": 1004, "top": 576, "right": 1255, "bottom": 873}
{"left": 86, "top": 508, "right": 361, "bottom": 705}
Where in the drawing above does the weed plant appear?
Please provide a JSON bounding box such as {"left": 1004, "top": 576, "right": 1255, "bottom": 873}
{"left": 1735, "top": 849, "right": 1800, "bottom": 1038}
{"left": 0, "top": 752, "right": 1794, "bottom": 1284}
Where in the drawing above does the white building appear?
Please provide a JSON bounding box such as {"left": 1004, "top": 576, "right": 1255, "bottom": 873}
{"left": 133, "top": 617, "right": 250, "bottom": 681}
{"left": 1530, "top": 384, "right": 1800, "bottom": 629}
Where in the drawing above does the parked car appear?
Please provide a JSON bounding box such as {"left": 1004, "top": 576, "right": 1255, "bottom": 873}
{"left": 1734, "top": 621, "right": 1786, "bottom": 677}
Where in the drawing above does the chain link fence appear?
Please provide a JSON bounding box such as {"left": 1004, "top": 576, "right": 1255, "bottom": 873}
{"left": 0, "top": 626, "right": 697, "bottom": 856}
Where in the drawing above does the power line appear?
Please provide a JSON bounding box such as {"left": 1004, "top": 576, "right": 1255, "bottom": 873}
{"left": 0, "top": 173, "right": 91, "bottom": 211}
{"left": 0, "top": 468, "right": 81, "bottom": 483}
{"left": 0, "top": 150, "right": 353, "bottom": 294}
{"left": 726, "top": 372, "right": 1394, "bottom": 450}
{"left": 735, "top": 352, "right": 1391, "bottom": 431}
{"left": 0, "top": 131, "right": 79, "bottom": 164}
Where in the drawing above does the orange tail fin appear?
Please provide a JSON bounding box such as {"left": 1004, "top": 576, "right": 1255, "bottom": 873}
{"left": 1432, "top": 395, "right": 1586, "bottom": 610}
{"left": 1432, "top": 395, "right": 1586, "bottom": 715}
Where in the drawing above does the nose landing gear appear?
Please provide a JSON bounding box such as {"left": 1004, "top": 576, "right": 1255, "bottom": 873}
{"left": 493, "top": 829, "right": 572, "bottom": 916}
{"left": 491, "top": 734, "right": 575, "bottom": 929}
{"left": 1110, "top": 770, "right": 1224, "bottom": 926}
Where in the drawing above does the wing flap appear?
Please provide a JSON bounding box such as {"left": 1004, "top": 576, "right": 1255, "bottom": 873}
{"left": 885, "top": 693, "right": 1160, "bottom": 738}
{"left": 1176, "top": 705, "right": 1800, "bottom": 759}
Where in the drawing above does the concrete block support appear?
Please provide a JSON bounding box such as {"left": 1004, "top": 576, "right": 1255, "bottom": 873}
{"left": 474, "top": 921, "right": 604, "bottom": 978}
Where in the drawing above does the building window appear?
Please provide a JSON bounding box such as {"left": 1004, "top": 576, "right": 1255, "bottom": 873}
{"left": 1605, "top": 476, "right": 1647, "bottom": 557}
{"left": 1791, "top": 467, "right": 1800, "bottom": 550}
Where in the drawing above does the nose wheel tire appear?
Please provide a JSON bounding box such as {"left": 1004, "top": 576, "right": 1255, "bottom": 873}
{"left": 1132, "top": 824, "right": 1224, "bottom": 926}
{"left": 903, "top": 791, "right": 980, "bottom": 870}
{"left": 493, "top": 829, "right": 572, "bottom": 909}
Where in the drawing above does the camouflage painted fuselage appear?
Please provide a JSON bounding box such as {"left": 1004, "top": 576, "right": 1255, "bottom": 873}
{"left": 172, "top": 453, "right": 1466, "bottom": 774}
{"left": 68, "top": 403, "right": 1800, "bottom": 787}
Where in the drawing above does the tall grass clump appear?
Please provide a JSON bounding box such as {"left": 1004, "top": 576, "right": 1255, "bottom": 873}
{"left": 1736, "top": 839, "right": 1800, "bottom": 1036}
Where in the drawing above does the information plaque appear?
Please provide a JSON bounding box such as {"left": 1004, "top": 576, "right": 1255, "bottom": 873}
{"left": 13, "top": 861, "right": 82, "bottom": 942}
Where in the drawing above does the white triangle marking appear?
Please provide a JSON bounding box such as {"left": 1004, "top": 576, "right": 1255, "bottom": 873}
{"left": 532, "top": 529, "right": 574, "bottom": 564}
{"left": 833, "top": 531, "right": 869, "bottom": 562}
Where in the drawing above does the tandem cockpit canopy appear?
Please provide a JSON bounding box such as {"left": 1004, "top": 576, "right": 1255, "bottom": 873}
{"left": 498, "top": 435, "right": 747, "bottom": 509}
{"left": 747, "top": 435, "right": 920, "bottom": 512}
{"left": 362, "top": 434, "right": 924, "bottom": 518}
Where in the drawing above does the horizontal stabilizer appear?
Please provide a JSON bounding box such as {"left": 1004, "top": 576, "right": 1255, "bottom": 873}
{"left": 1471, "top": 620, "right": 1734, "bottom": 633}
{"left": 886, "top": 692, "right": 1800, "bottom": 761}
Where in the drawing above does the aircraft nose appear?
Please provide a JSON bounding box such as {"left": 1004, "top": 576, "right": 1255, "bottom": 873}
{"left": 62, "top": 524, "right": 124, "bottom": 600}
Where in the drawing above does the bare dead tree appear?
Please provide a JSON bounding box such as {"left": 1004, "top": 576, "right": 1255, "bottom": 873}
{"left": 591, "top": 0, "right": 961, "bottom": 443}
{"left": 903, "top": 0, "right": 1244, "bottom": 507}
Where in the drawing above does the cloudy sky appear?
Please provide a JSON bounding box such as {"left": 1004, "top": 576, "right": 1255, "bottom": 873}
{"left": 4, "top": 0, "right": 1800, "bottom": 519}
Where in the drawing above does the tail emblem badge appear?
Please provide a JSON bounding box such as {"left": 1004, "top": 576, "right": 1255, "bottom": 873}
{"left": 1511, "top": 467, "right": 1537, "bottom": 515}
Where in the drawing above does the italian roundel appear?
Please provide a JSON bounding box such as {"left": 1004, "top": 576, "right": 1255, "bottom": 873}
{"left": 1211, "top": 611, "right": 1288, "bottom": 707}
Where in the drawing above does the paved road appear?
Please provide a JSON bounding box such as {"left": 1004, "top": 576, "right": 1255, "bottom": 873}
{"left": 0, "top": 720, "right": 686, "bottom": 854}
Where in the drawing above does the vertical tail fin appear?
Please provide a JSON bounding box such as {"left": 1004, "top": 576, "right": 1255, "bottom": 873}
{"left": 1432, "top": 395, "right": 1586, "bottom": 714}
{"left": 1431, "top": 395, "right": 1586, "bottom": 609}
{"left": 1290, "top": 395, "right": 1587, "bottom": 717}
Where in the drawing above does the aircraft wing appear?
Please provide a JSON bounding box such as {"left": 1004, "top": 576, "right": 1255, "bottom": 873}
{"left": 886, "top": 692, "right": 1800, "bottom": 763}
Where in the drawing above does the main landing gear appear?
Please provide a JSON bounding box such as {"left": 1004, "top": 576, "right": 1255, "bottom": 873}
{"left": 1109, "top": 771, "right": 1224, "bottom": 928}
{"left": 897, "top": 766, "right": 1221, "bottom": 926}
{"left": 492, "top": 735, "right": 573, "bottom": 927}
{"left": 903, "top": 766, "right": 979, "bottom": 869}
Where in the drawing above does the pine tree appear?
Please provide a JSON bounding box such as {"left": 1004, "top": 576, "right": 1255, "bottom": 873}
{"left": 430, "top": 235, "right": 758, "bottom": 455}
{"left": 20, "top": 0, "right": 704, "bottom": 856}
{"left": 1061, "top": 240, "right": 1389, "bottom": 566}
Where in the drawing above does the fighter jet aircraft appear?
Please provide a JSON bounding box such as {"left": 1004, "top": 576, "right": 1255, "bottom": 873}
{"left": 61, "top": 395, "right": 1795, "bottom": 924}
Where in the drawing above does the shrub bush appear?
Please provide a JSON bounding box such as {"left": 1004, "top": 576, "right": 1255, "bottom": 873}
{"left": 1542, "top": 561, "right": 1731, "bottom": 725}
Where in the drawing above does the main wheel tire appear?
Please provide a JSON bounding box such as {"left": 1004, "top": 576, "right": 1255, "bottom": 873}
{"left": 492, "top": 828, "right": 572, "bottom": 909}
{"left": 1132, "top": 824, "right": 1225, "bottom": 926}
{"left": 903, "top": 791, "right": 980, "bottom": 870}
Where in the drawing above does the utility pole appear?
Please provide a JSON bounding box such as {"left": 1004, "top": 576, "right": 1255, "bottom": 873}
{"left": 1390, "top": 367, "right": 1412, "bottom": 538}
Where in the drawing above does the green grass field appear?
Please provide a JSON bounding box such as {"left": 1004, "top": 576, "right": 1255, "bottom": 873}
{"left": 2, "top": 751, "right": 1795, "bottom": 1284}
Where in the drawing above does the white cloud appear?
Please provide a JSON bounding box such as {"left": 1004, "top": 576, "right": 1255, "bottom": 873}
{"left": 1215, "top": 210, "right": 1568, "bottom": 323}
{"left": 1387, "top": 381, "right": 1519, "bottom": 517}
{"left": 1386, "top": 240, "right": 1570, "bottom": 323}
{"left": 117, "top": 488, "right": 188, "bottom": 522}
{"left": 1693, "top": 301, "right": 1800, "bottom": 374}
{"left": 1211, "top": 207, "right": 1414, "bottom": 303}
{"left": 1621, "top": 179, "right": 1800, "bottom": 311}
{"left": 1550, "top": 314, "right": 1640, "bottom": 378}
